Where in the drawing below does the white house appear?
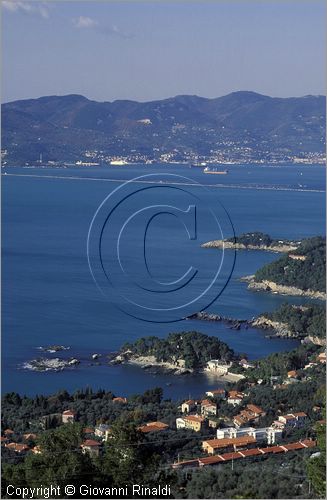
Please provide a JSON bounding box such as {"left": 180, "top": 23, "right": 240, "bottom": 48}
{"left": 205, "top": 360, "right": 232, "bottom": 375}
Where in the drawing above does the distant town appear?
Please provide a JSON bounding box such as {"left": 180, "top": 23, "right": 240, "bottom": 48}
{"left": 1, "top": 148, "right": 326, "bottom": 168}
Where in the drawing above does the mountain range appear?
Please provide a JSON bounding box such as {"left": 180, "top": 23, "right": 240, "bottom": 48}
{"left": 2, "top": 91, "right": 326, "bottom": 164}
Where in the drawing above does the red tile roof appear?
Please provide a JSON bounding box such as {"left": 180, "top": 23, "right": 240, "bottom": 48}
{"left": 203, "top": 436, "right": 256, "bottom": 450}
{"left": 221, "top": 451, "right": 243, "bottom": 461}
{"left": 201, "top": 399, "right": 216, "bottom": 407}
{"left": 81, "top": 439, "right": 100, "bottom": 447}
{"left": 228, "top": 391, "right": 244, "bottom": 399}
{"left": 83, "top": 427, "right": 94, "bottom": 434}
{"left": 260, "top": 446, "right": 285, "bottom": 454}
{"left": 246, "top": 404, "right": 265, "bottom": 415}
{"left": 239, "top": 448, "right": 264, "bottom": 457}
{"left": 184, "top": 415, "right": 205, "bottom": 423}
{"left": 5, "top": 443, "right": 29, "bottom": 453}
{"left": 199, "top": 455, "right": 224, "bottom": 465}
{"left": 138, "top": 421, "right": 169, "bottom": 433}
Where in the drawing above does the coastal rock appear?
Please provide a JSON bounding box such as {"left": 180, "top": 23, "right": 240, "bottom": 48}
{"left": 243, "top": 277, "right": 326, "bottom": 300}
{"left": 22, "top": 357, "right": 80, "bottom": 372}
{"left": 251, "top": 316, "right": 292, "bottom": 338}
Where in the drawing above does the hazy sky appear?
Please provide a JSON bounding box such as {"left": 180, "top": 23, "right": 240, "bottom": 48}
{"left": 2, "top": 0, "right": 326, "bottom": 103}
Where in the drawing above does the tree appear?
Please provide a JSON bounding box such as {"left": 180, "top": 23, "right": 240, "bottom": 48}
{"left": 307, "top": 418, "right": 326, "bottom": 497}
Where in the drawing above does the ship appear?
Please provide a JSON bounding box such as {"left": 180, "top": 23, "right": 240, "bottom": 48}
{"left": 203, "top": 167, "right": 228, "bottom": 174}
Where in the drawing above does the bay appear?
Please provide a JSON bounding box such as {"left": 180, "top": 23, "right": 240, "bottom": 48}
{"left": 1, "top": 163, "right": 325, "bottom": 399}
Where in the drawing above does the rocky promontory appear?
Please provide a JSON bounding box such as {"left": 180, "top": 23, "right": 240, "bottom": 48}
{"left": 201, "top": 240, "right": 297, "bottom": 253}
{"left": 201, "top": 232, "right": 299, "bottom": 253}
{"left": 242, "top": 275, "right": 326, "bottom": 300}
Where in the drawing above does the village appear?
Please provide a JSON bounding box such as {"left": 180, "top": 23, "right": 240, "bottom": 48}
{"left": 1, "top": 350, "right": 325, "bottom": 472}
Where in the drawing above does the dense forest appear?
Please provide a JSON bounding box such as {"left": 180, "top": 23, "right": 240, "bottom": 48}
{"left": 264, "top": 303, "right": 326, "bottom": 339}
{"left": 254, "top": 236, "right": 326, "bottom": 292}
{"left": 120, "top": 331, "right": 235, "bottom": 369}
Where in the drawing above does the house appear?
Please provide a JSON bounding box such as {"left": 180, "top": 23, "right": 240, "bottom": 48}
{"left": 239, "top": 359, "right": 255, "bottom": 369}
{"left": 23, "top": 433, "right": 37, "bottom": 441}
{"left": 317, "top": 352, "right": 326, "bottom": 364}
{"left": 81, "top": 440, "right": 101, "bottom": 457}
{"left": 181, "top": 400, "right": 197, "bottom": 413}
{"left": 278, "top": 412, "right": 308, "bottom": 428}
{"left": 112, "top": 397, "right": 128, "bottom": 404}
{"left": 138, "top": 421, "right": 169, "bottom": 434}
{"left": 95, "top": 424, "right": 110, "bottom": 440}
{"left": 287, "top": 370, "right": 298, "bottom": 378}
{"left": 5, "top": 443, "right": 30, "bottom": 454}
{"left": 246, "top": 404, "right": 266, "bottom": 418}
{"left": 227, "top": 391, "right": 244, "bottom": 405}
{"left": 62, "top": 410, "right": 76, "bottom": 424}
{"left": 202, "top": 436, "right": 256, "bottom": 454}
{"left": 216, "top": 426, "right": 282, "bottom": 444}
{"left": 205, "top": 389, "right": 226, "bottom": 399}
{"left": 205, "top": 360, "right": 232, "bottom": 375}
{"left": 233, "top": 404, "right": 266, "bottom": 427}
{"left": 201, "top": 399, "right": 217, "bottom": 417}
{"left": 4, "top": 429, "right": 15, "bottom": 437}
{"left": 208, "top": 418, "right": 220, "bottom": 429}
{"left": 176, "top": 415, "right": 205, "bottom": 432}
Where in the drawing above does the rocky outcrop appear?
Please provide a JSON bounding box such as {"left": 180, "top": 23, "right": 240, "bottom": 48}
{"left": 242, "top": 276, "right": 326, "bottom": 300}
{"left": 307, "top": 336, "right": 326, "bottom": 346}
{"left": 187, "top": 311, "right": 246, "bottom": 330}
{"left": 23, "top": 357, "right": 80, "bottom": 372}
{"left": 110, "top": 353, "right": 193, "bottom": 375}
{"left": 251, "top": 316, "right": 293, "bottom": 338}
{"left": 201, "top": 240, "right": 297, "bottom": 253}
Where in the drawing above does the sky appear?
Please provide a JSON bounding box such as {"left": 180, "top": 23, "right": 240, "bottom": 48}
{"left": 2, "top": 0, "right": 326, "bottom": 103}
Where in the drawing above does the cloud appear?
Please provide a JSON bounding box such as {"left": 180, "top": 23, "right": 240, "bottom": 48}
{"left": 72, "top": 15, "right": 98, "bottom": 29}
{"left": 2, "top": 1, "right": 50, "bottom": 19}
{"left": 72, "top": 16, "right": 133, "bottom": 39}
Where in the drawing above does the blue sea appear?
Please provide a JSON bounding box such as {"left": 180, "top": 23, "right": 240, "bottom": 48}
{"left": 1, "top": 163, "right": 325, "bottom": 399}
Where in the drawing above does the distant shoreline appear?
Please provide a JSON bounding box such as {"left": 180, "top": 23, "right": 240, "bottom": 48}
{"left": 201, "top": 240, "right": 297, "bottom": 253}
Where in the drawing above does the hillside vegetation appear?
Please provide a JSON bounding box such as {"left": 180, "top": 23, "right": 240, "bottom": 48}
{"left": 264, "top": 303, "right": 326, "bottom": 339}
{"left": 254, "top": 236, "right": 326, "bottom": 292}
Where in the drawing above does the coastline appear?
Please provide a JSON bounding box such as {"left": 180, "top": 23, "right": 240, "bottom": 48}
{"left": 201, "top": 240, "right": 298, "bottom": 253}
{"left": 112, "top": 354, "right": 244, "bottom": 381}
{"left": 242, "top": 275, "right": 326, "bottom": 300}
